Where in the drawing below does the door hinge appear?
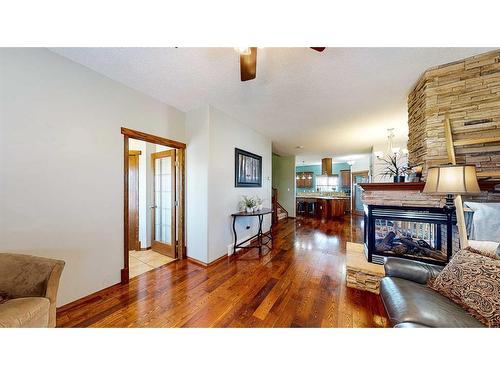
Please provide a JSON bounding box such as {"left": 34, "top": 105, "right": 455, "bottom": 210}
{"left": 175, "top": 161, "right": 180, "bottom": 167}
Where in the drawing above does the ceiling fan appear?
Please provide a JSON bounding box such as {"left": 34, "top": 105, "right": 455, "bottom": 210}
{"left": 238, "top": 47, "right": 326, "bottom": 82}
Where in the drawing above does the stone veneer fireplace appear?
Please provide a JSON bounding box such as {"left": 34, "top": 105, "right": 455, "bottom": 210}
{"left": 359, "top": 50, "right": 500, "bottom": 265}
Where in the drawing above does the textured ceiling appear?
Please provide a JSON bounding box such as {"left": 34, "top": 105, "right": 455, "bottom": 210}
{"left": 51, "top": 47, "right": 494, "bottom": 160}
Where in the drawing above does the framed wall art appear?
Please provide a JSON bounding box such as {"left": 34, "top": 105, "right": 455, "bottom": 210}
{"left": 235, "top": 148, "right": 262, "bottom": 187}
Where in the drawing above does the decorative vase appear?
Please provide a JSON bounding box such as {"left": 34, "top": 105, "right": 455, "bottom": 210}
{"left": 393, "top": 176, "right": 398, "bottom": 183}
{"left": 246, "top": 207, "right": 253, "bottom": 213}
{"left": 398, "top": 176, "right": 405, "bottom": 183}
{"left": 257, "top": 204, "right": 263, "bottom": 211}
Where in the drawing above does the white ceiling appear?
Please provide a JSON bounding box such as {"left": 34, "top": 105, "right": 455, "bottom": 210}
{"left": 51, "top": 47, "right": 494, "bottom": 160}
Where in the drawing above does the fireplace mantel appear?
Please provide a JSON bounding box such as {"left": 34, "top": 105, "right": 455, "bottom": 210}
{"left": 359, "top": 182, "right": 425, "bottom": 191}
{"left": 359, "top": 181, "right": 498, "bottom": 192}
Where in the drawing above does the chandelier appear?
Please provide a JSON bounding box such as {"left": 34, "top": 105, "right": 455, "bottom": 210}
{"left": 374, "top": 128, "right": 408, "bottom": 159}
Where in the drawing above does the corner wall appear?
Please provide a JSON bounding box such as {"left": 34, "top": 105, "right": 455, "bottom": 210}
{"left": 186, "top": 105, "right": 272, "bottom": 264}
{"left": 185, "top": 105, "right": 210, "bottom": 264}
{"left": 0, "top": 48, "right": 186, "bottom": 306}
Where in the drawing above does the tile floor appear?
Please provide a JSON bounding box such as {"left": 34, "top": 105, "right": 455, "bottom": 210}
{"left": 129, "top": 250, "right": 175, "bottom": 278}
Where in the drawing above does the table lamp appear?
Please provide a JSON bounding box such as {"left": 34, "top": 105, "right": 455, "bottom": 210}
{"left": 423, "top": 164, "right": 481, "bottom": 210}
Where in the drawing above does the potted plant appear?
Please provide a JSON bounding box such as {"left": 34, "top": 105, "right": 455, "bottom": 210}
{"left": 379, "top": 153, "right": 407, "bottom": 183}
{"left": 240, "top": 195, "right": 256, "bottom": 213}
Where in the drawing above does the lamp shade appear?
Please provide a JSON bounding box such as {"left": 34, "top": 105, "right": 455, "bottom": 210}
{"left": 423, "top": 165, "right": 481, "bottom": 194}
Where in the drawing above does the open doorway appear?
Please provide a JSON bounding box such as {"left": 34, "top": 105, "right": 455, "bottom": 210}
{"left": 121, "top": 128, "right": 186, "bottom": 283}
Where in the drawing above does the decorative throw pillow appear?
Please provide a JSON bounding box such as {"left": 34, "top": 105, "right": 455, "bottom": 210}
{"left": 466, "top": 244, "right": 500, "bottom": 260}
{"left": 429, "top": 248, "right": 500, "bottom": 327}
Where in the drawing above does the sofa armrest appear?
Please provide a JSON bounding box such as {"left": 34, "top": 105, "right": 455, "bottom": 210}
{"left": 0, "top": 253, "right": 64, "bottom": 299}
{"left": 0, "top": 253, "right": 65, "bottom": 327}
{"left": 384, "top": 258, "right": 443, "bottom": 284}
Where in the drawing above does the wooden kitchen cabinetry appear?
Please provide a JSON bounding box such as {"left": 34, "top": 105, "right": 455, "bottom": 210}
{"left": 296, "top": 196, "right": 349, "bottom": 219}
{"left": 317, "top": 199, "right": 329, "bottom": 219}
{"left": 340, "top": 170, "right": 351, "bottom": 188}
{"left": 296, "top": 172, "right": 313, "bottom": 188}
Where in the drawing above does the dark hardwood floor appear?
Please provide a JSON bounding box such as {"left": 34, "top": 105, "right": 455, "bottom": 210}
{"left": 57, "top": 215, "right": 389, "bottom": 328}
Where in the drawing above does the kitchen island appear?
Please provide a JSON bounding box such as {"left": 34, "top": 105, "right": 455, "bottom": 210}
{"left": 296, "top": 195, "right": 350, "bottom": 219}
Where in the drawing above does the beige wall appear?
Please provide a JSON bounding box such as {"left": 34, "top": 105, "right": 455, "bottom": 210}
{"left": 0, "top": 48, "right": 185, "bottom": 306}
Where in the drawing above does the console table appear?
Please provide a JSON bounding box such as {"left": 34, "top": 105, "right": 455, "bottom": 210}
{"left": 231, "top": 208, "right": 273, "bottom": 255}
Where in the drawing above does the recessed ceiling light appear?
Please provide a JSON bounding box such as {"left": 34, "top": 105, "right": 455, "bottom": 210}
{"left": 296, "top": 146, "right": 304, "bottom": 149}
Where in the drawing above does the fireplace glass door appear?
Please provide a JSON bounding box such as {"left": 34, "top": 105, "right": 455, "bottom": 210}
{"left": 365, "top": 205, "right": 455, "bottom": 265}
{"left": 374, "top": 219, "right": 446, "bottom": 262}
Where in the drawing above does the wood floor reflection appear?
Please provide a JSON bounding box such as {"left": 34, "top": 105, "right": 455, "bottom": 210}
{"left": 57, "top": 215, "right": 389, "bottom": 328}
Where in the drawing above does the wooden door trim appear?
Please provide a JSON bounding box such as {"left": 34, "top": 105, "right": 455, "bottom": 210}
{"left": 122, "top": 135, "right": 130, "bottom": 283}
{"left": 122, "top": 129, "right": 186, "bottom": 285}
{"left": 128, "top": 151, "right": 141, "bottom": 252}
{"left": 121, "top": 127, "right": 186, "bottom": 149}
{"left": 151, "top": 150, "right": 172, "bottom": 159}
{"left": 351, "top": 170, "right": 369, "bottom": 215}
{"left": 151, "top": 149, "right": 176, "bottom": 258}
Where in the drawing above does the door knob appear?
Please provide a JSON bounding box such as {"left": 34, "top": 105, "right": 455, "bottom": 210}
{"left": 150, "top": 205, "right": 157, "bottom": 209}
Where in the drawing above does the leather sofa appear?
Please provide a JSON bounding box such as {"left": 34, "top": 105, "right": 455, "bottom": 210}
{"left": 0, "top": 253, "right": 65, "bottom": 328}
{"left": 380, "top": 257, "right": 483, "bottom": 328}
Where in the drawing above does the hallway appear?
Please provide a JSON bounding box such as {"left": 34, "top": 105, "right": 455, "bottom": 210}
{"left": 57, "top": 215, "right": 389, "bottom": 327}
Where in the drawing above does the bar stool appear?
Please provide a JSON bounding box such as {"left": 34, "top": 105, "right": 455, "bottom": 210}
{"left": 308, "top": 202, "right": 316, "bottom": 216}
{"left": 297, "top": 201, "right": 307, "bottom": 215}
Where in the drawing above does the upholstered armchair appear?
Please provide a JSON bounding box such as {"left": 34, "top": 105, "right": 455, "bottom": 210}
{"left": 0, "top": 253, "right": 65, "bottom": 328}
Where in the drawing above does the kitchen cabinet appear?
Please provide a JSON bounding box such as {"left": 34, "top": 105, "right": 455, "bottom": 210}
{"left": 296, "top": 196, "right": 349, "bottom": 219}
{"left": 296, "top": 172, "right": 313, "bottom": 188}
{"left": 317, "top": 199, "right": 329, "bottom": 219}
{"left": 340, "top": 170, "right": 351, "bottom": 188}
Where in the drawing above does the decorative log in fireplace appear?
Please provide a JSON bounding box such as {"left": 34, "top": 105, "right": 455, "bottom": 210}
{"left": 364, "top": 205, "right": 456, "bottom": 265}
{"left": 375, "top": 230, "right": 447, "bottom": 262}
